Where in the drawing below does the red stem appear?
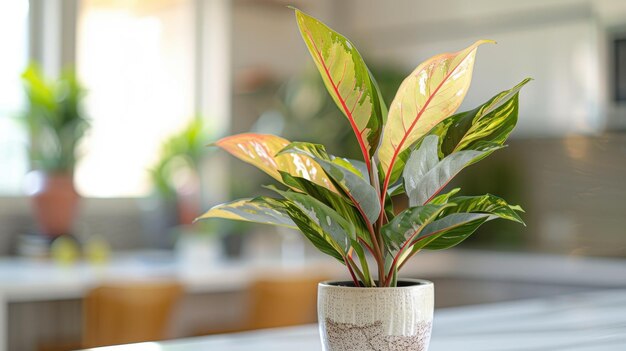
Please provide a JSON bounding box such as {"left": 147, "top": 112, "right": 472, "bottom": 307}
{"left": 344, "top": 255, "right": 361, "bottom": 287}
{"left": 385, "top": 225, "right": 451, "bottom": 282}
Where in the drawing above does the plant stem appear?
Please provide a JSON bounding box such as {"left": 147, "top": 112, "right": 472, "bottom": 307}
{"left": 353, "top": 244, "right": 374, "bottom": 287}
{"left": 358, "top": 238, "right": 376, "bottom": 258}
{"left": 368, "top": 156, "right": 387, "bottom": 287}
{"left": 364, "top": 222, "right": 384, "bottom": 283}
{"left": 340, "top": 172, "right": 383, "bottom": 285}
{"left": 362, "top": 223, "right": 385, "bottom": 286}
{"left": 390, "top": 266, "right": 398, "bottom": 287}
{"left": 344, "top": 255, "right": 361, "bottom": 287}
{"left": 347, "top": 254, "right": 368, "bottom": 286}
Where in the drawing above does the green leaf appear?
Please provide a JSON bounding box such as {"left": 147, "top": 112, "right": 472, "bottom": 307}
{"left": 195, "top": 197, "right": 296, "bottom": 229}
{"left": 402, "top": 135, "right": 439, "bottom": 197}
{"left": 405, "top": 195, "right": 525, "bottom": 255}
{"left": 385, "top": 131, "right": 445, "bottom": 196}
{"left": 270, "top": 187, "right": 356, "bottom": 254}
{"left": 381, "top": 203, "right": 454, "bottom": 253}
{"left": 429, "top": 188, "right": 461, "bottom": 205}
{"left": 378, "top": 40, "right": 493, "bottom": 186}
{"left": 443, "top": 194, "right": 525, "bottom": 225}
{"left": 279, "top": 171, "right": 372, "bottom": 246}
{"left": 280, "top": 201, "right": 346, "bottom": 262}
{"left": 280, "top": 171, "right": 342, "bottom": 204}
{"left": 294, "top": 8, "right": 385, "bottom": 167}
{"left": 280, "top": 142, "right": 381, "bottom": 224}
{"left": 21, "top": 63, "right": 89, "bottom": 173}
{"left": 336, "top": 157, "right": 368, "bottom": 179}
{"left": 396, "top": 86, "right": 525, "bottom": 207}
{"left": 323, "top": 158, "right": 381, "bottom": 223}
{"left": 387, "top": 182, "right": 404, "bottom": 197}
{"left": 439, "top": 78, "right": 531, "bottom": 156}
{"left": 416, "top": 213, "right": 490, "bottom": 250}
{"left": 404, "top": 136, "right": 500, "bottom": 206}
{"left": 384, "top": 148, "right": 415, "bottom": 192}
{"left": 350, "top": 242, "right": 373, "bottom": 287}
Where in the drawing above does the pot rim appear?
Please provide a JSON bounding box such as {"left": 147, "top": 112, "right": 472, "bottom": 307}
{"left": 319, "top": 278, "right": 433, "bottom": 290}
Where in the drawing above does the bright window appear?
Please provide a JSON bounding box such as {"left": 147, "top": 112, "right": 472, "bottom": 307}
{"left": 0, "top": 1, "right": 29, "bottom": 194}
{"left": 76, "top": 0, "right": 195, "bottom": 197}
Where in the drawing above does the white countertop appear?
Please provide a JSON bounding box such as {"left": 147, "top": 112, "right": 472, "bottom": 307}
{"left": 2, "top": 250, "right": 626, "bottom": 351}
{"left": 1, "top": 249, "right": 626, "bottom": 302}
{"left": 85, "top": 289, "right": 626, "bottom": 351}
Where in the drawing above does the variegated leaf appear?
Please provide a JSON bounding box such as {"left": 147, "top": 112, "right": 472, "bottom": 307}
{"left": 443, "top": 194, "right": 525, "bottom": 224}
{"left": 429, "top": 188, "right": 461, "bottom": 205}
{"left": 396, "top": 196, "right": 524, "bottom": 265}
{"left": 404, "top": 136, "right": 500, "bottom": 206}
{"left": 271, "top": 187, "right": 355, "bottom": 253}
{"left": 281, "top": 201, "right": 346, "bottom": 262}
{"left": 213, "top": 133, "right": 336, "bottom": 191}
{"left": 416, "top": 213, "right": 490, "bottom": 251}
{"left": 381, "top": 203, "right": 454, "bottom": 254}
{"left": 279, "top": 171, "right": 371, "bottom": 246}
{"left": 396, "top": 212, "right": 490, "bottom": 268}
{"left": 440, "top": 78, "right": 531, "bottom": 155}
{"left": 402, "top": 135, "right": 439, "bottom": 197}
{"left": 195, "top": 197, "right": 296, "bottom": 228}
{"left": 294, "top": 8, "right": 385, "bottom": 170}
{"left": 379, "top": 40, "right": 493, "bottom": 189}
{"left": 280, "top": 142, "right": 381, "bottom": 224}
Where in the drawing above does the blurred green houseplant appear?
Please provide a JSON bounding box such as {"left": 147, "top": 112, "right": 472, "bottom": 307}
{"left": 21, "top": 64, "right": 89, "bottom": 173}
{"left": 148, "top": 118, "right": 208, "bottom": 228}
{"left": 150, "top": 119, "right": 205, "bottom": 200}
{"left": 198, "top": 9, "right": 528, "bottom": 287}
{"left": 21, "top": 64, "right": 89, "bottom": 237}
{"left": 142, "top": 119, "right": 208, "bottom": 249}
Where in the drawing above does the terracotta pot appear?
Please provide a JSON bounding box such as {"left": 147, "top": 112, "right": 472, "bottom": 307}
{"left": 30, "top": 172, "right": 80, "bottom": 238}
{"left": 318, "top": 279, "right": 434, "bottom": 351}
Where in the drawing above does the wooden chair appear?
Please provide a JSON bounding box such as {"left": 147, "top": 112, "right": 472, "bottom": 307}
{"left": 245, "top": 275, "right": 325, "bottom": 330}
{"left": 82, "top": 281, "right": 183, "bottom": 348}
{"left": 193, "top": 274, "right": 329, "bottom": 336}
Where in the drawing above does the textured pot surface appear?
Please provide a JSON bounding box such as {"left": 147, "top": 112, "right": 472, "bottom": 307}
{"left": 318, "top": 279, "right": 433, "bottom": 351}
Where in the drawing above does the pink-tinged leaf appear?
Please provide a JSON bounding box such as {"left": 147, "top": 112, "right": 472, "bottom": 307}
{"left": 214, "top": 133, "right": 336, "bottom": 191}
{"left": 294, "top": 8, "right": 386, "bottom": 171}
{"left": 378, "top": 40, "right": 494, "bottom": 191}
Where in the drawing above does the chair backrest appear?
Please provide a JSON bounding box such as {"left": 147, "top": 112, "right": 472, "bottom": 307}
{"left": 82, "top": 281, "right": 183, "bottom": 348}
{"left": 246, "top": 275, "right": 325, "bottom": 330}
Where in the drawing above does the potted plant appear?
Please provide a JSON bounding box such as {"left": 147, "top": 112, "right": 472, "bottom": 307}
{"left": 197, "top": 9, "right": 528, "bottom": 351}
{"left": 149, "top": 119, "right": 206, "bottom": 223}
{"left": 143, "top": 119, "right": 208, "bottom": 248}
{"left": 21, "top": 64, "right": 89, "bottom": 239}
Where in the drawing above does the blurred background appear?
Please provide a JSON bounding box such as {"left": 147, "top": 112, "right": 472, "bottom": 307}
{"left": 1, "top": 0, "right": 626, "bottom": 350}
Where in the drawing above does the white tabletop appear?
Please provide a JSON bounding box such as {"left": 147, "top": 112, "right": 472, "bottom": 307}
{"left": 85, "top": 289, "right": 626, "bottom": 351}
{"left": 2, "top": 249, "right": 626, "bottom": 302}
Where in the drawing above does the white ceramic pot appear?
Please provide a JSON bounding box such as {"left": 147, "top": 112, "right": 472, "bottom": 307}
{"left": 318, "top": 279, "right": 434, "bottom": 351}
